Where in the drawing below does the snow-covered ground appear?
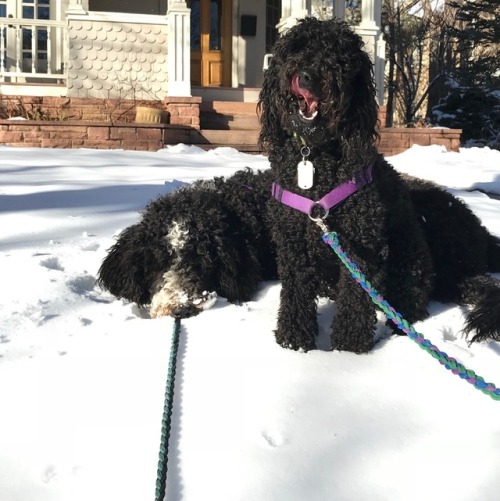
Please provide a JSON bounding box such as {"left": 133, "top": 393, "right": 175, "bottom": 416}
{"left": 1, "top": 144, "right": 500, "bottom": 501}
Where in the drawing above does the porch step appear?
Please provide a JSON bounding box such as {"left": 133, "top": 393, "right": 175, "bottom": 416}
{"left": 194, "top": 100, "right": 261, "bottom": 151}
{"left": 201, "top": 114, "right": 260, "bottom": 130}
{"left": 189, "top": 129, "right": 261, "bottom": 153}
{"left": 200, "top": 101, "right": 259, "bottom": 114}
{"left": 200, "top": 100, "right": 260, "bottom": 130}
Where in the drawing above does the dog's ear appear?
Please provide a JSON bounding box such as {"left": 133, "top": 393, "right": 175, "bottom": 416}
{"left": 258, "top": 63, "right": 289, "bottom": 151}
{"left": 336, "top": 38, "right": 380, "bottom": 147}
{"left": 97, "top": 223, "right": 170, "bottom": 306}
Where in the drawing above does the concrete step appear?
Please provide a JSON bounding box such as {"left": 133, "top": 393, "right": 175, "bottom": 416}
{"left": 200, "top": 100, "right": 260, "bottom": 130}
{"left": 201, "top": 114, "right": 260, "bottom": 130}
{"left": 200, "top": 101, "right": 259, "bottom": 115}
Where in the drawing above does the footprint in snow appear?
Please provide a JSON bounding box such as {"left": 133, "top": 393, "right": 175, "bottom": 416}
{"left": 442, "top": 326, "right": 458, "bottom": 342}
{"left": 40, "top": 256, "right": 64, "bottom": 271}
{"left": 81, "top": 242, "right": 100, "bottom": 252}
{"left": 42, "top": 464, "right": 57, "bottom": 484}
{"left": 37, "top": 313, "right": 60, "bottom": 326}
{"left": 261, "top": 432, "right": 285, "bottom": 449}
{"left": 67, "top": 274, "right": 96, "bottom": 295}
{"left": 68, "top": 275, "right": 113, "bottom": 304}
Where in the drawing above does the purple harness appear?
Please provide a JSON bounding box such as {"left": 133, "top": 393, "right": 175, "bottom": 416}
{"left": 271, "top": 163, "right": 374, "bottom": 219}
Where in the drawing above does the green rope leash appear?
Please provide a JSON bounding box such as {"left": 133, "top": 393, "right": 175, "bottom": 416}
{"left": 151, "top": 229, "right": 499, "bottom": 501}
{"left": 322, "top": 230, "right": 500, "bottom": 401}
{"left": 155, "top": 316, "right": 182, "bottom": 501}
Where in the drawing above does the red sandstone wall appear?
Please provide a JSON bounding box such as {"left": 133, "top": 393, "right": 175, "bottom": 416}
{"left": 0, "top": 121, "right": 192, "bottom": 151}
{"left": 0, "top": 96, "right": 201, "bottom": 129}
{"left": 0, "top": 96, "right": 460, "bottom": 153}
{"left": 379, "top": 128, "right": 461, "bottom": 156}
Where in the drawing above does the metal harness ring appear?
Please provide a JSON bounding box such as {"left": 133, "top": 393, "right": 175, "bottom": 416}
{"left": 308, "top": 201, "right": 329, "bottom": 222}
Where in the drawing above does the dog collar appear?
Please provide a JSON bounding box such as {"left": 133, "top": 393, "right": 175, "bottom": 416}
{"left": 271, "top": 163, "right": 374, "bottom": 219}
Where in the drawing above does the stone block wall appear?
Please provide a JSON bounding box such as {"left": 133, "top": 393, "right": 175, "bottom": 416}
{"left": 0, "top": 120, "right": 192, "bottom": 151}
{"left": 0, "top": 95, "right": 460, "bottom": 154}
{"left": 380, "top": 128, "right": 462, "bottom": 156}
{"left": 165, "top": 96, "right": 201, "bottom": 128}
{"left": 0, "top": 96, "right": 200, "bottom": 129}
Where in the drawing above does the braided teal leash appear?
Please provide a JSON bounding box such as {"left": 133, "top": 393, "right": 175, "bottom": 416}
{"left": 152, "top": 228, "right": 500, "bottom": 501}
{"left": 320, "top": 228, "right": 500, "bottom": 401}
{"left": 155, "top": 316, "right": 182, "bottom": 501}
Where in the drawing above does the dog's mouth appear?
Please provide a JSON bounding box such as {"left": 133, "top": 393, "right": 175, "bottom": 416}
{"left": 150, "top": 269, "right": 219, "bottom": 319}
{"left": 150, "top": 289, "right": 218, "bottom": 319}
{"left": 290, "top": 73, "right": 320, "bottom": 121}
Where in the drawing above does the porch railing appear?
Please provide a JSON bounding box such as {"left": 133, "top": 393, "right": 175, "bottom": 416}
{"left": 0, "top": 17, "right": 68, "bottom": 83}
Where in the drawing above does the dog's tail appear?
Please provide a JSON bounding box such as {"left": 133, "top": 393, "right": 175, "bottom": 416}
{"left": 460, "top": 273, "right": 500, "bottom": 343}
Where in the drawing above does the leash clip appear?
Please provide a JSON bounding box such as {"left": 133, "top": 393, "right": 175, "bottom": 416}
{"left": 313, "top": 217, "right": 330, "bottom": 233}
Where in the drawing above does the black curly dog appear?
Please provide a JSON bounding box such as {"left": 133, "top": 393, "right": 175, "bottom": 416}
{"left": 98, "top": 17, "right": 500, "bottom": 353}
{"left": 98, "top": 170, "right": 276, "bottom": 318}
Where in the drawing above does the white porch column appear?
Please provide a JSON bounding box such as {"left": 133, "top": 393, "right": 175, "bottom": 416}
{"left": 353, "top": 0, "right": 385, "bottom": 104}
{"left": 65, "top": 0, "right": 87, "bottom": 15}
{"left": 277, "top": 0, "right": 310, "bottom": 35}
{"left": 167, "top": 1, "right": 191, "bottom": 97}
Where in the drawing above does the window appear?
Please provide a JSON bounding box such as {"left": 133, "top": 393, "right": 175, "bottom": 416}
{"left": 266, "top": 0, "right": 281, "bottom": 53}
{"left": 88, "top": 0, "right": 168, "bottom": 15}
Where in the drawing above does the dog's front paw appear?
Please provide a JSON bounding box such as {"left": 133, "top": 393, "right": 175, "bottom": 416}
{"left": 274, "top": 328, "right": 316, "bottom": 352}
{"left": 331, "top": 335, "right": 375, "bottom": 354}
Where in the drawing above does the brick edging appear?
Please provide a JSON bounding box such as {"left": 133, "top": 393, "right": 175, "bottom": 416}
{"left": 379, "top": 128, "right": 462, "bottom": 156}
{"left": 0, "top": 120, "right": 192, "bottom": 151}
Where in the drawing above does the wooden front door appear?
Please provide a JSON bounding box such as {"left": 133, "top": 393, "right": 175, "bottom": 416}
{"left": 190, "top": 0, "right": 231, "bottom": 86}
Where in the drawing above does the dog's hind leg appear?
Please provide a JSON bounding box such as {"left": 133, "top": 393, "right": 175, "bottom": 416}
{"left": 330, "top": 268, "right": 378, "bottom": 353}
{"left": 460, "top": 274, "right": 500, "bottom": 343}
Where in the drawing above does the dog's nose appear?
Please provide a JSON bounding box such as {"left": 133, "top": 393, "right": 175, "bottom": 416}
{"left": 298, "top": 70, "right": 316, "bottom": 91}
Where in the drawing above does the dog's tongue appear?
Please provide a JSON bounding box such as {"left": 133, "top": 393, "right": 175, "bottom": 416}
{"left": 291, "top": 74, "right": 319, "bottom": 117}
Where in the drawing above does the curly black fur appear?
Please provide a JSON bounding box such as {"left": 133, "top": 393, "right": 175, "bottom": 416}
{"left": 257, "top": 17, "right": 500, "bottom": 352}
{"left": 98, "top": 169, "right": 277, "bottom": 318}
{"left": 99, "top": 17, "right": 500, "bottom": 353}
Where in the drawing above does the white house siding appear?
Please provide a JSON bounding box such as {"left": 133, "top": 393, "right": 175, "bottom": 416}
{"left": 67, "top": 12, "right": 168, "bottom": 100}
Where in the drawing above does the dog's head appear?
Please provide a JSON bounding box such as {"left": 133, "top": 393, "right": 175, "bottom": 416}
{"left": 258, "top": 18, "right": 379, "bottom": 151}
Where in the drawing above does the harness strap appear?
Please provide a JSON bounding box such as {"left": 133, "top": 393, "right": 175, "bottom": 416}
{"left": 272, "top": 163, "right": 374, "bottom": 217}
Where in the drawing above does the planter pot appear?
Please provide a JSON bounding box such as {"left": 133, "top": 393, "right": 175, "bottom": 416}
{"left": 135, "top": 106, "right": 169, "bottom": 124}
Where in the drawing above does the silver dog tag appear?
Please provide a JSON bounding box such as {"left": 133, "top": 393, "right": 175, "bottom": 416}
{"left": 297, "top": 160, "right": 314, "bottom": 189}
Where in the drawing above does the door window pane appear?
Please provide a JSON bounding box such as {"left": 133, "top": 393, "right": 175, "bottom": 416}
{"left": 190, "top": 0, "right": 200, "bottom": 50}
{"left": 209, "top": 0, "right": 221, "bottom": 51}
